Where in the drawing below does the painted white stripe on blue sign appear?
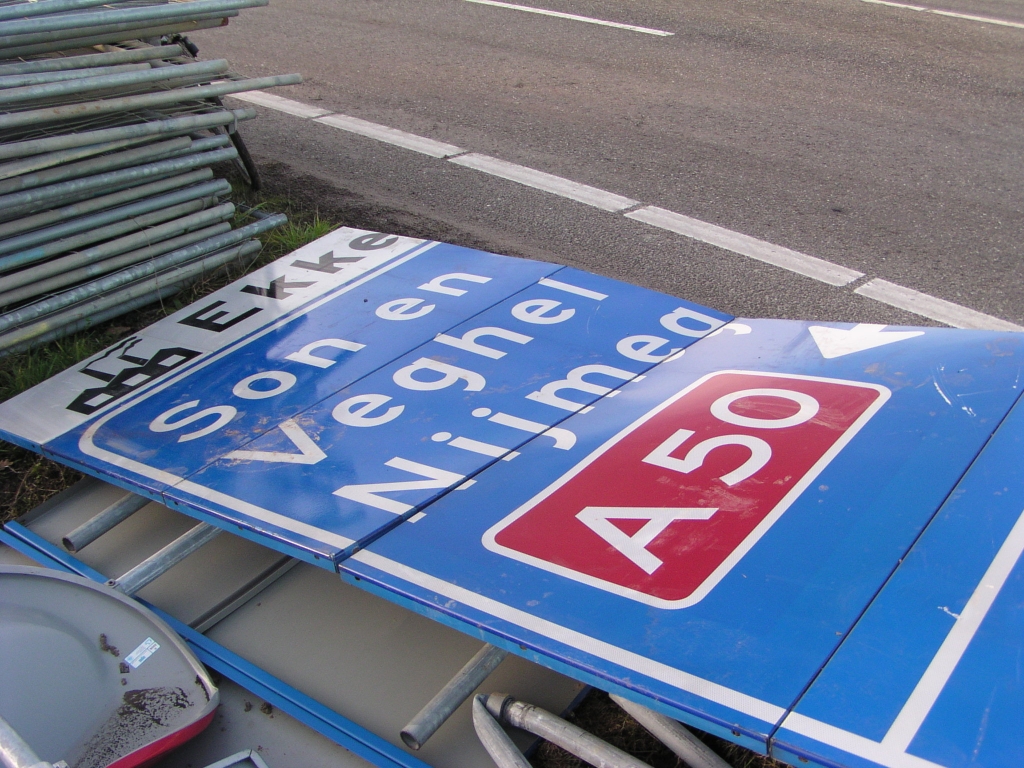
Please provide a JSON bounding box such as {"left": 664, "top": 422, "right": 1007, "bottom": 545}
{"left": 349, "top": 548, "right": 787, "bottom": 723}
{"left": 881, "top": 506, "right": 1024, "bottom": 751}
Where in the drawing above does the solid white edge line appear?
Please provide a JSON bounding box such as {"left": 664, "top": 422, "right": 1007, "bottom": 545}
{"left": 858, "top": 0, "right": 927, "bottom": 10}
{"left": 450, "top": 152, "right": 639, "bottom": 212}
{"left": 626, "top": 206, "right": 864, "bottom": 287}
{"left": 315, "top": 113, "right": 464, "bottom": 159}
{"left": 464, "top": 0, "right": 674, "bottom": 36}
{"left": 855, "top": 279, "right": 1024, "bottom": 331}
{"left": 857, "top": 0, "right": 1024, "bottom": 28}
{"left": 228, "top": 90, "right": 332, "bottom": 119}
{"left": 882, "top": 506, "right": 1024, "bottom": 751}
{"left": 220, "top": 93, "right": 1023, "bottom": 332}
{"left": 928, "top": 8, "right": 1024, "bottom": 28}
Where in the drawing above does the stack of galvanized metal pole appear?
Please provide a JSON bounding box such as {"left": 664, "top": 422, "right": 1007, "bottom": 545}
{"left": 0, "top": 0, "right": 299, "bottom": 356}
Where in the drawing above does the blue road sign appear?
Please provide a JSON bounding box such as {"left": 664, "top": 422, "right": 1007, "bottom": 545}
{"left": 339, "top": 319, "right": 1024, "bottom": 754}
{"left": 8, "top": 229, "right": 728, "bottom": 562}
{"left": 773, "top": 385, "right": 1024, "bottom": 768}
{"left": 4, "top": 230, "right": 1024, "bottom": 768}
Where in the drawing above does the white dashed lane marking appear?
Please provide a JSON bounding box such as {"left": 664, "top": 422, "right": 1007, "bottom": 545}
{"left": 626, "top": 206, "right": 864, "bottom": 287}
{"left": 451, "top": 153, "right": 639, "bottom": 212}
{"left": 230, "top": 89, "right": 331, "bottom": 119}
{"left": 229, "top": 92, "right": 1024, "bottom": 332}
{"left": 315, "top": 113, "right": 463, "bottom": 159}
{"left": 462, "top": 0, "right": 675, "bottom": 36}
{"left": 855, "top": 280, "right": 1024, "bottom": 333}
{"left": 857, "top": 0, "right": 1024, "bottom": 30}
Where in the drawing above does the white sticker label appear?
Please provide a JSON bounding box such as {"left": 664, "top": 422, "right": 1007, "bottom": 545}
{"left": 125, "top": 637, "right": 160, "bottom": 669}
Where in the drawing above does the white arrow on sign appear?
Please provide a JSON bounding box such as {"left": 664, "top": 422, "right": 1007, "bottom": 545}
{"left": 223, "top": 419, "right": 326, "bottom": 465}
{"left": 809, "top": 323, "right": 924, "bottom": 359}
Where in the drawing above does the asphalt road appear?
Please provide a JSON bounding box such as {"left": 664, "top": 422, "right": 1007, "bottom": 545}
{"left": 193, "top": 0, "right": 1023, "bottom": 327}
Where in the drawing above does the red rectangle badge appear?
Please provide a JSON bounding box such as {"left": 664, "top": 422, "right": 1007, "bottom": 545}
{"left": 484, "top": 370, "right": 889, "bottom": 608}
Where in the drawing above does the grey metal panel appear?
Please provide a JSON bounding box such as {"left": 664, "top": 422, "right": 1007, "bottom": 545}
{"left": 206, "top": 564, "right": 586, "bottom": 768}
{"left": 0, "top": 565, "right": 218, "bottom": 764}
{"left": 156, "top": 678, "right": 372, "bottom": 768}
{"left": 19, "top": 481, "right": 293, "bottom": 627}
{"left": 0, "top": 544, "right": 35, "bottom": 567}
{"left": 15, "top": 478, "right": 584, "bottom": 765}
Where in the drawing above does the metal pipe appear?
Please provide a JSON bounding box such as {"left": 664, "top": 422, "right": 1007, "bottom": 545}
{"left": 0, "top": 198, "right": 222, "bottom": 286}
{"left": 0, "top": 58, "right": 229, "bottom": 106}
{"left": 121, "top": 70, "right": 239, "bottom": 95}
{"left": 0, "top": 74, "right": 302, "bottom": 131}
{"left": 62, "top": 492, "right": 150, "bottom": 552}
{"left": 401, "top": 644, "right": 509, "bottom": 750}
{"left": 0, "top": 107, "right": 253, "bottom": 161}
{"left": 0, "top": 135, "right": 193, "bottom": 194}
{"left": 0, "top": 282, "right": 179, "bottom": 357}
{"left": 0, "top": 146, "right": 238, "bottom": 219}
{"left": 0, "top": 17, "right": 230, "bottom": 59}
{"left": 0, "top": 44, "right": 183, "bottom": 76}
{"left": 0, "top": 168, "right": 212, "bottom": 241}
{"left": 472, "top": 695, "right": 533, "bottom": 768}
{"left": 0, "top": 220, "right": 232, "bottom": 309}
{"left": 0, "top": 10, "right": 240, "bottom": 48}
{"left": 11, "top": 170, "right": 195, "bottom": 219}
{"left": 0, "top": 218, "right": 232, "bottom": 309}
{"left": 0, "top": 200, "right": 234, "bottom": 293}
{"left": 0, "top": 239, "right": 262, "bottom": 355}
{"left": 0, "top": 0, "right": 268, "bottom": 37}
{"left": 0, "top": 135, "right": 156, "bottom": 182}
{"left": 0, "top": 178, "right": 230, "bottom": 260}
{"left": 485, "top": 694, "right": 655, "bottom": 768}
{"left": 0, "top": 201, "right": 219, "bottom": 296}
{"left": 0, "top": 712, "right": 56, "bottom": 768}
{"left": 608, "top": 696, "right": 731, "bottom": 768}
{"left": 0, "top": 0, "right": 136, "bottom": 23}
{"left": 0, "top": 131, "right": 229, "bottom": 189}
{"left": 182, "top": 135, "right": 232, "bottom": 153}
{"left": 110, "top": 522, "right": 223, "bottom": 596}
{"left": 0, "top": 216, "right": 281, "bottom": 331}
{"left": 0, "top": 62, "right": 152, "bottom": 89}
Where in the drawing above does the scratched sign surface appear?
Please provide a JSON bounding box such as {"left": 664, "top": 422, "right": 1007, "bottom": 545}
{"left": 487, "top": 370, "right": 889, "bottom": 606}
{"left": 342, "top": 318, "right": 1024, "bottom": 766}
{"left": 3, "top": 231, "right": 1024, "bottom": 768}
{"left": 0, "top": 228, "right": 729, "bottom": 560}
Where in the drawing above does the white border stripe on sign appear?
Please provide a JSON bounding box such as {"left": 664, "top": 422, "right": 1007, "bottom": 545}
{"left": 856, "top": 279, "right": 1024, "bottom": 331}
{"left": 463, "top": 0, "right": 674, "bottom": 36}
{"left": 356, "top": 505, "right": 1024, "bottom": 768}
{"left": 350, "top": 548, "right": 786, "bottom": 723}
{"left": 627, "top": 206, "right": 864, "bottom": 287}
{"left": 857, "top": 0, "right": 1024, "bottom": 29}
{"left": 881, "top": 506, "right": 1024, "bottom": 751}
{"left": 315, "top": 114, "right": 464, "bottom": 159}
{"left": 450, "top": 153, "right": 639, "bottom": 212}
